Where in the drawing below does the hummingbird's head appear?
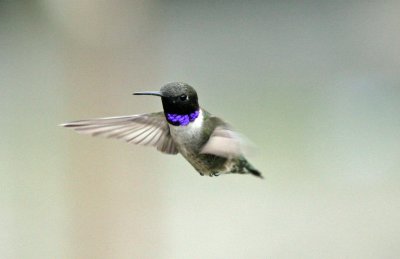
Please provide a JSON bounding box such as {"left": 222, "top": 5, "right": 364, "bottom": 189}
{"left": 134, "top": 82, "right": 200, "bottom": 125}
{"left": 159, "top": 82, "right": 199, "bottom": 114}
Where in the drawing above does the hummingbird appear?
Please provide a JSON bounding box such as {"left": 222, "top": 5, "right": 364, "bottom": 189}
{"left": 61, "top": 82, "right": 262, "bottom": 178}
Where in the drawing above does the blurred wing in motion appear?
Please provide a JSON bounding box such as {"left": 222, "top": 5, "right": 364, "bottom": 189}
{"left": 200, "top": 116, "right": 253, "bottom": 158}
{"left": 61, "top": 112, "right": 178, "bottom": 154}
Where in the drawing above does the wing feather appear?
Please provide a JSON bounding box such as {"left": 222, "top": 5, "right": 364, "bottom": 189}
{"left": 61, "top": 112, "right": 178, "bottom": 154}
{"left": 200, "top": 116, "right": 250, "bottom": 158}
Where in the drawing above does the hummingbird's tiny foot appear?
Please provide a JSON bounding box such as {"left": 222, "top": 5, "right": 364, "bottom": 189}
{"left": 210, "top": 172, "right": 221, "bottom": 177}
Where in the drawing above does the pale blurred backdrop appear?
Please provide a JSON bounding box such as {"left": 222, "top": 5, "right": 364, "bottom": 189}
{"left": 1, "top": 1, "right": 400, "bottom": 258}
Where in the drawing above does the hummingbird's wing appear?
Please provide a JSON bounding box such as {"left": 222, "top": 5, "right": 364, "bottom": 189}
{"left": 61, "top": 112, "right": 178, "bottom": 154}
{"left": 200, "top": 116, "right": 249, "bottom": 158}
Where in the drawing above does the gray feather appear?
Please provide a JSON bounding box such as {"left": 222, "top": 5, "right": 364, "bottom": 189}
{"left": 199, "top": 116, "right": 246, "bottom": 158}
{"left": 61, "top": 112, "right": 179, "bottom": 155}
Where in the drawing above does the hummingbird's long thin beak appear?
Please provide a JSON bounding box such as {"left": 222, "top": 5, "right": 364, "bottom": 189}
{"left": 133, "top": 91, "right": 163, "bottom": 97}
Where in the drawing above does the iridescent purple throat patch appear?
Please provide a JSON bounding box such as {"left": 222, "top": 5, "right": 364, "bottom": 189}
{"left": 166, "top": 110, "right": 200, "bottom": 126}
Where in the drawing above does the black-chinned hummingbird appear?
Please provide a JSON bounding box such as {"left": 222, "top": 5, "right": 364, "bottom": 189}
{"left": 61, "top": 82, "right": 262, "bottom": 178}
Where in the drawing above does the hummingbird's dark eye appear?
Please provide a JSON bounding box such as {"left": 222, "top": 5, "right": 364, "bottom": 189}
{"left": 180, "top": 94, "right": 188, "bottom": 101}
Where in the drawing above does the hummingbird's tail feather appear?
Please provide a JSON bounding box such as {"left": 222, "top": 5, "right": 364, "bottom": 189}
{"left": 243, "top": 162, "right": 263, "bottom": 178}
{"left": 247, "top": 167, "right": 263, "bottom": 179}
{"left": 237, "top": 159, "right": 263, "bottom": 179}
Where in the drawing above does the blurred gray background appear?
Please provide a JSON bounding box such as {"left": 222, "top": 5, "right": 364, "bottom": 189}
{"left": 1, "top": 1, "right": 400, "bottom": 258}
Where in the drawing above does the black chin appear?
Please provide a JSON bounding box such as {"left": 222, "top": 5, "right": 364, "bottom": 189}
{"left": 161, "top": 97, "right": 199, "bottom": 115}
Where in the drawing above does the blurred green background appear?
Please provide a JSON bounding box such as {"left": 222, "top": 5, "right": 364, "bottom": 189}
{"left": 1, "top": 1, "right": 400, "bottom": 258}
